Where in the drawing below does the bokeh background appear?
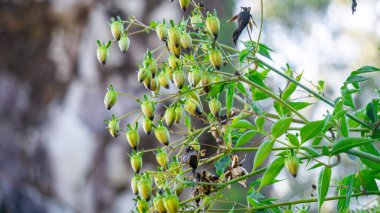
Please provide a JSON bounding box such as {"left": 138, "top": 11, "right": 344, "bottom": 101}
{"left": 0, "top": 0, "right": 379, "bottom": 212}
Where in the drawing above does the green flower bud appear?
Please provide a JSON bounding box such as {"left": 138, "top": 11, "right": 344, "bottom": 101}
{"left": 136, "top": 198, "right": 149, "bottom": 213}
{"left": 209, "top": 98, "right": 221, "bottom": 117}
{"left": 179, "top": 0, "right": 190, "bottom": 12}
{"left": 167, "top": 66, "right": 174, "bottom": 82}
{"left": 164, "top": 107, "right": 176, "bottom": 127}
{"left": 168, "top": 40, "right": 181, "bottom": 58}
{"left": 188, "top": 68, "right": 201, "bottom": 87}
{"left": 184, "top": 98, "right": 202, "bottom": 116}
{"left": 141, "top": 100, "right": 155, "bottom": 120}
{"left": 180, "top": 32, "right": 192, "bottom": 51}
{"left": 191, "top": 14, "right": 203, "bottom": 28}
{"left": 156, "top": 23, "right": 168, "bottom": 41}
{"left": 201, "top": 71, "right": 213, "bottom": 93}
{"left": 118, "top": 34, "right": 130, "bottom": 53}
{"left": 130, "top": 151, "right": 143, "bottom": 173}
{"left": 156, "top": 148, "right": 168, "bottom": 168}
{"left": 104, "top": 85, "right": 118, "bottom": 110}
{"left": 143, "top": 116, "right": 153, "bottom": 135}
{"left": 158, "top": 71, "right": 170, "bottom": 89}
{"left": 174, "top": 106, "right": 182, "bottom": 124}
{"left": 154, "top": 124, "right": 170, "bottom": 146}
{"left": 206, "top": 15, "right": 220, "bottom": 40}
{"left": 106, "top": 115, "right": 119, "bottom": 137}
{"left": 153, "top": 195, "right": 166, "bottom": 213}
{"left": 138, "top": 68, "right": 152, "bottom": 83}
{"left": 138, "top": 173, "right": 152, "bottom": 200}
{"left": 169, "top": 158, "right": 181, "bottom": 174}
{"left": 163, "top": 193, "right": 179, "bottom": 213}
{"left": 173, "top": 69, "right": 185, "bottom": 89}
{"left": 126, "top": 124, "right": 140, "bottom": 149}
{"left": 168, "top": 26, "right": 181, "bottom": 48}
{"left": 168, "top": 54, "right": 180, "bottom": 69}
{"left": 145, "top": 58, "right": 157, "bottom": 77}
{"left": 152, "top": 81, "right": 160, "bottom": 96}
{"left": 285, "top": 154, "right": 299, "bottom": 177}
{"left": 111, "top": 20, "right": 124, "bottom": 41}
{"left": 96, "top": 40, "right": 111, "bottom": 65}
{"left": 148, "top": 77, "right": 158, "bottom": 91}
{"left": 209, "top": 49, "right": 223, "bottom": 70}
{"left": 131, "top": 175, "right": 140, "bottom": 195}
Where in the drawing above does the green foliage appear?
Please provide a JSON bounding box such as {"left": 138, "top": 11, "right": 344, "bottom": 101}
{"left": 97, "top": 1, "right": 380, "bottom": 212}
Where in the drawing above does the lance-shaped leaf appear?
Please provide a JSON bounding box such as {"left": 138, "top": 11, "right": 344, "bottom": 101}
{"left": 300, "top": 120, "right": 325, "bottom": 143}
{"left": 331, "top": 137, "right": 374, "bottom": 155}
{"left": 253, "top": 140, "right": 275, "bottom": 170}
{"left": 271, "top": 117, "right": 292, "bottom": 139}
{"left": 317, "top": 167, "right": 331, "bottom": 212}
{"left": 258, "top": 157, "right": 284, "bottom": 191}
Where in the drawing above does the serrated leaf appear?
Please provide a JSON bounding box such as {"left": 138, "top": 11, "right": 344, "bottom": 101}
{"left": 300, "top": 120, "right": 325, "bottom": 143}
{"left": 331, "top": 137, "right": 374, "bottom": 155}
{"left": 271, "top": 117, "right": 292, "bottom": 138}
{"left": 337, "top": 174, "right": 354, "bottom": 212}
{"left": 235, "top": 130, "right": 257, "bottom": 147}
{"left": 253, "top": 140, "right": 275, "bottom": 170}
{"left": 215, "top": 155, "right": 231, "bottom": 176}
{"left": 230, "top": 119, "right": 256, "bottom": 130}
{"left": 258, "top": 157, "right": 284, "bottom": 191}
{"left": 318, "top": 167, "right": 331, "bottom": 213}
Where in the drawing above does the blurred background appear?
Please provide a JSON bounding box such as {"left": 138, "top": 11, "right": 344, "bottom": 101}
{"left": 0, "top": 0, "right": 379, "bottom": 212}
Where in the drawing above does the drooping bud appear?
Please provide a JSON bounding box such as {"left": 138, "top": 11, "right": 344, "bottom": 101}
{"left": 136, "top": 198, "right": 149, "bottom": 213}
{"left": 138, "top": 173, "right": 153, "bottom": 200}
{"left": 209, "top": 49, "right": 223, "bottom": 70}
{"left": 163, "top": 192, "right": 179, "bottom": 213}
{"left": 168, "top": 40, "right": 181, "bottom": 58}
{"left": 158, "top": 71, "right": 170, "bottom": 89}
{"left": 180, "top": 32, "right": 192, "bottom": 51}
{"left": 104, "top": 85, "right": 118, "bottom": 110}
{"left": 209, "top": 98, "right": 221, "bottom": 117}
{"left": 156, "top": 148, "right": 168, "bottom": 168}
{"left": 126, "top": 123, "right": 140, "bottom": 149}
{"left": 154, "top": 123, "right": 170, "bottom": 146}
{"left": 131, "top": 175, "right": 140, "bottom": 195}
{"left": 110, "top": 19, "right": 124, "bottom": 41}
{"left": 168, "top": 26, "right": 181, "bottom": 48}
{"left": 141, "top": 100, "right": 155, "bottom": 120}
{"left": 201, "top": 71, "right": 213, "bottom": 93}
{"left": 206, "top": 14, "right": 220, "bottom": 40}
{"left": 166, "top": 66, "right": 174, "bottom": 82}
{"left": 174, "top": 106, "right": 182, "bottom": 124}
{"left": 188, "top": 68, "right": 201, "bottom": 87}
{"left": 142, "top": 116, "right": 153, "bottom": 135}
{"left": 191, "top": 14, "right": 203, "bottom": 28}
{"left": 184, "top": 98, "right": 202, "bottom": 116}
{"left": 173, "top": 69, "right": 185, "bottom": 89}
{"left": 148, "top": 77, "right": 158, "bottom": 91}
{"left": 138, "top": 67, "right": 152, "bottom": 83}
{"left": 106, "top": 115, "right": 120, "bottom": 137}
{"left": 179, "top": 0, "right": 190, "bottom": 12}
{"left": 153, "top": 194, "right": 166, "bottom": 213}
{"left": 152, "top": 81, "right": 160, "bottom": 96}
{"left": 118, "top": 34, "right": 130, "bottom": 53}
{"left": 164, "top": 107, "right": 176, "bottom": 127}
{"left": 143, "top": 52, "right": 157, "bottom": 77}
{"left": 285, "top": 152, "right": 299, "bottom": 177}
{"left": 187, "top": 90, "right": 202, "bottom": 105}
{"left": 130, "top": 151, "right": 143, "bottom": 173}
{"left": 96, "top": 40, "right": 111, "bottom": 65}
{"left": 168, "top": 54, "right": 180, "bottom": 69}
{"left": 156, "top": 22, "right": 168, "bottom": 41}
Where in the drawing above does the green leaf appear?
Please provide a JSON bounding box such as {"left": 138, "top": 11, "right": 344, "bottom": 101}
{"left": 271, "top": 117, "right": 292, "bottom": 138}
{"left": 238, "top": 49, "right": 249, "bottom": 63}
{"left": 214, "top": 155, "right": 231, "bottom": 176}
{"left": 331, "top": 137, "right": 375, "bottom": 155}
{"left": 360, "top": 169, "right": 379, "bottom": 191}
{"left": 235, "top": 130, "right": 257, "bottom": 147}
{"left": 258, "top": 157, "right": 284, "bottom": 191}
{"left": 255, "top": 116, "right": 265, "bottom": 131}
{"left": 236, "top": 82, "right": 248, "bottom": 96}
{"left": 366, "top": 99, "right": 379, "bottom": 124}
{"left": 351, "top": 66, "right": 380, "bottom": 75}
{"left": 317, "top": 167, "right": 331, "bottom": 213}
{"left": 345, "top": 75, "right": 369, "bottom": 84}
{"left": 230, "top": 119, "right": 256, "bottom": 130}
{"left": 251, "top": 100, "right": 263, "bottom": 115}
{"left": 301, "top": 147, "right": 320, "bottom": 157}
{"left": 253, "top": 140, "right": 275, "bottom": 170}
{"left": 207, "top": 82, "right": 226, "bottom": 99}
{"left": 300, "top": 120, "right": 325, "bottom": 143}
{"left": 337, "top": 174, "right": 354, "bottom": 212}
{"left": 359, "top": 143, "right": 380, "bottom": 171}
{"left": 287, "top": 133, "right": 300, "bottom": 147}
{"left": 340, "top": 115, "right": 349, "bottom": 138}
{"left": 226, "top": 83, "right": 235, "bottom": 117}
{"left": 281, "top": 73, "right": 302, "bottom": 101}
{"left": 308, "top": 162, "right": 324, "bottom": 171}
